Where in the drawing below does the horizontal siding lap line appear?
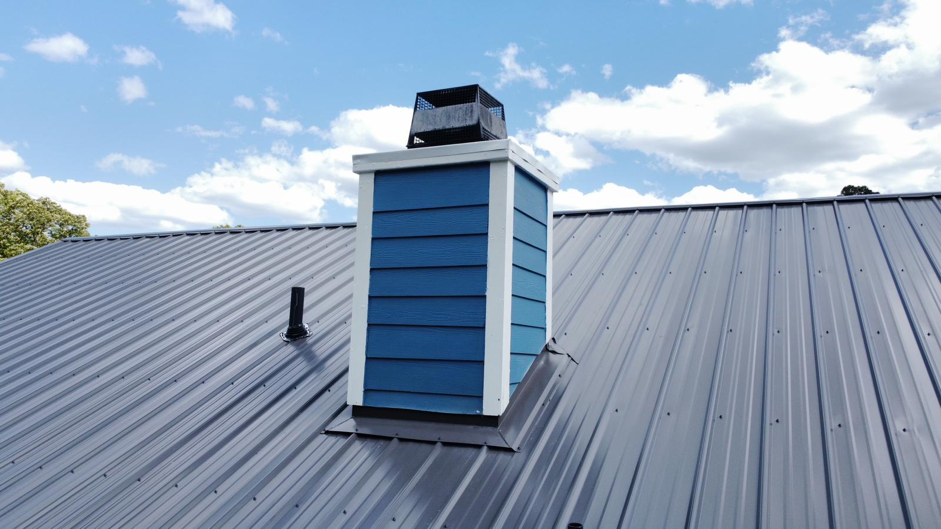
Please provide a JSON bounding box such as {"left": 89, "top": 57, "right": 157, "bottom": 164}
{"left": 512, "top": 240, "right": 548, "bottom": 276}
{"left": 370, "top": 233, "right": 491, "bottom": 242}
{"left": 371, "top": 203, "right": 491, "bottom": 214}
{"left": 366, "top": 326, "right": 485, "bottom": 362}
{"left": 364, "top": 358, "right": 484, "bottom": 396}
{"left": 372, "top": 206, "right": 489, "bottom": 239}
{"left": 511, "top": 295, "right": 547, "bottom": 328}
{"left": 513, "top": 210, "right": 549, "bottom": 251}
{"left": 369, "top": 266, "right": 487, "bottom": 297}
{"left": 512, "top": 265, "right": 548, "bottom": 302}
{"left": 508, "top": 294, "right": 547, "bottom": 304}
{"left": 365, "top": 264, "right": 487, "bottom": 271}
{"left": 373, "top": 163, "right": 490, "bottom": 212}
{"left": 366, "top": 323, "right": 488, "bottom": 331}
{"left": 514, "top": 206, "right": 548, "bottom": 227}
{"left": 514, "top": 168, "right": 549, "bottom": 223}
{"left": 371, "top": 235, "right": 488, "bottom": 269}
{"left": 368, "top": 295, "right": 489, "bottom": 300}
{"left": 362, "top": 388, "right": 485, "bottom": 398}
{"left": 510, "top": 322, "right": 547, "bottom": 330}
{"left": 513, "top": 235, "right": 548, "bottom": 255}
{"left": 368, "top": 296, "right": 486, "bottom": 327}
{"left": 362, "top": 390, "right": 482, "bottom": 415}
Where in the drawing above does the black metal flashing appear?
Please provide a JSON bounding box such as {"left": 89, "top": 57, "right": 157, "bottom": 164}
{"left": 325, "top": 343, "right": 575, "bottom": 451}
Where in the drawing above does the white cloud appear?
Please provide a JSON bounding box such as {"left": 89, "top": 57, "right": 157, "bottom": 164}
{"left": 171, "top": 0, "right": 235, "bottom": 33}
{"left": 270, "top": 139, "right": 293, "bottom": 157}
{"left": 513, "top": 131, "right": 608, "bottom": 176}
{"left": 556, "top": 183, "right": 666, "bottom": 211}
{"left": 117, "top": 76, "right": 147, "bottom": 104}
{"left": 554, "top": 182, "right": 757, "bottom": 211}
{"left": 535, "top": 0, "right": 941, "bottom": 200}
{"left": 0, "top": 141, "right": 26, "bottom": 171}
{"left": 176, "top": 123, "right": 244, "bottom": 139}
{"left": 670, "top": 185, "right": 756, "bottom": 204}
{"left": 328, "top": 105, "right": 412, "bottom": 151}
{"left": 24, "top": 33, "right": 89, "bottom": 63}
{"left": 96, "top": 153, "right": 164, "bottom": 176}
{"left": 1, "top": 171, "right": 231, "bottom": 232}
{"left": 2, "top": 105, "right": 412, "bottom": 232}
{"left": 116, "top": 45, "right": 159, "bottom": 67}
{"left": 261, "top": 117, "right": 305, "bottom": 136}
{"left": 233, "top": 94, "right": 255, "bottom": 110}
{"left": 779, "top": 9, "right": 829, "bottom": 40}
{"left": 261, "top": 27, "right": 286, "bottom": 44}
{"left": 263, "top": 96, "right": 280, "bottom": 113}
{"left": 557, "top": 64, "right": 576, "bottom": 76}
{"left": 487, "top": 43, "right": 549, "bottom": 89}
{"left": 0, "top": 53, "right": 12, "bottom": 61}
{"left": 175, "top": 105, "right": 411, "bottom": 223}
{"left": 601, "top": 63, "right": 613, "bottom": 80}
{"left": 688, "top": 0, "right": 752, "bottom": 8}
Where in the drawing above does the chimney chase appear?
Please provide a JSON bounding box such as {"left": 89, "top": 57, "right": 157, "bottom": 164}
{"left": 347, "top": 87, "right": 559, "bottom": 417}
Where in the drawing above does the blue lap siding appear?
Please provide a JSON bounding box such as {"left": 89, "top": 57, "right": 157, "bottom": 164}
{"left": 510, "top": 169, "right": 549, "bottom": 395}
{"left": 364, "top": 163, "right": 489, "bottom": 414}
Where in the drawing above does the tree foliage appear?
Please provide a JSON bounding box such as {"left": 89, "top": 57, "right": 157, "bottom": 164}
{"left": 0, "top": 182, "right": 90, "bottom": 260}
{"left": 840, "top": 185, "right": 879, "bottom": 196}
{"left": 213, "top": 223, "right": 245, "bottom": 229}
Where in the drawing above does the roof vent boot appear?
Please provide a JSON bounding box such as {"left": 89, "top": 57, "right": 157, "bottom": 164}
{"left": 347, "top": 86, "right": 559, "bottom": 418}
{"left": 407, "top": 85, "right": 506, "bottom": 149}
{"left": 281, "top": 287, "right": 311, "bottom": 342}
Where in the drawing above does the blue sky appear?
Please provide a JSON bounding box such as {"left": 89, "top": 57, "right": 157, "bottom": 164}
{"left": 1, "top": 0, "right": 939, "bottom": 234}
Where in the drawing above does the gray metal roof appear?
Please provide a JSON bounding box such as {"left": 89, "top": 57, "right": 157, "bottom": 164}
{"left": 2, "top": 193, "right": 941, "bottom": 528}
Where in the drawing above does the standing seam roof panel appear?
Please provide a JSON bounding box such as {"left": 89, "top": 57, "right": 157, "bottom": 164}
{"left": 1, "top": 194, "right": 941, "bottom": 528}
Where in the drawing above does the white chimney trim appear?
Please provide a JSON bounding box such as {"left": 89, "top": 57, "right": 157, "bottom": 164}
{"left": 546, "top": 191, "right": 554, "bottom": 343}
{"left": 346, "top": 172, "right": 374, "bottom": 407}
{"left": 352, "top": 139, "right": 560, "bottom": 191}
{"left": 482, "top": 160, "right": 515, "bottom": 415}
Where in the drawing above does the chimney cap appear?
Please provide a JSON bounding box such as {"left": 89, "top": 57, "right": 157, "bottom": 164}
{"left": 407, "top": 84, "right": 506, "bottom": 149}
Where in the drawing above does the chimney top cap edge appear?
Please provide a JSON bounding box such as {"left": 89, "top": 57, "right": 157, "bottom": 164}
{"left": 352, "top": 139, "right": 559, "bottom": 190}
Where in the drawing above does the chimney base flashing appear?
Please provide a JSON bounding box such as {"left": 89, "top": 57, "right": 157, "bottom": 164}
{"left": 327, "top": 342, "right": 575, "bottom": 451}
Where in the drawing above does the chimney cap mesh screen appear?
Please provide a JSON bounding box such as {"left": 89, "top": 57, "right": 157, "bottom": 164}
{"left": 408, "top": 85, "right": 506, "bottom": 148}
{"left": 414, "top": 84, "right": 505, "bottom": 119}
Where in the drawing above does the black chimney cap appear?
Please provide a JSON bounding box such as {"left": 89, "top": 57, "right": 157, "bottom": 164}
{"left": 407, "top": 84, "right": 506, "bottom": 149}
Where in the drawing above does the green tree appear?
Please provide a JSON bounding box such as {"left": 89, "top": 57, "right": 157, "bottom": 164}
{"left": 840, "top": 185, "right": 879, "bottom": 196}
{"left": 0, "top": 182, "right": 90, "bottom": 260}
{"left": 213, "top": 223, "right": 245, "bottom": 229}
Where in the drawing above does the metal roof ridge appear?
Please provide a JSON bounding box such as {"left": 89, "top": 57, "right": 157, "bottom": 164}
{"left": 54, "top": 191, "right": 941, "bottom": 243}
{"left": 553, "top": 191, "right": 941, "bottom": 217}
{"left": 59, "top": 221, "right": 357, "bottom": 242}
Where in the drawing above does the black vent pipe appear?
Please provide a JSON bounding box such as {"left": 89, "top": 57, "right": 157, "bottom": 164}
{"left": 281, "top": 287, "right": 311, "bottom": 342}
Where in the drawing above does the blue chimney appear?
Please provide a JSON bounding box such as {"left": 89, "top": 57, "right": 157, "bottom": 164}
{"left": 346, "top": 90, "right": 559, "bottom": 417}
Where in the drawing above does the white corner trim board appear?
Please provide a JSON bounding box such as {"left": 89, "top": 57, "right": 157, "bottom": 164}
{"left": 346, "top": 172, "right": 374, "bottom": 407}
{"left": 352, "top": 140, "right": 560, "bottom": 192}
{"left": 546, "top": 191, "right": 554, "bottom": 343}
{"left": 483, "top": 160, "right": 515, "bottom": 416}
